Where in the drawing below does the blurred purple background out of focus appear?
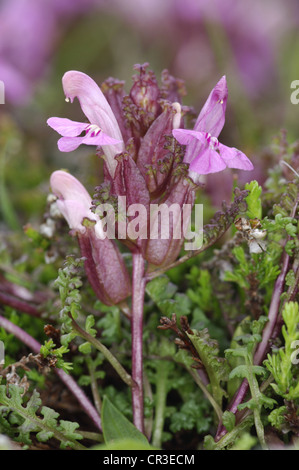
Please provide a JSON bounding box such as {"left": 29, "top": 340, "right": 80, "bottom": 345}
{"left": 0, "top": 0, "right": 99, "bottom": 104}
{"left": 0, "top": 0, "right": 298, "bottom": 209}
{"left": 1, "top": 0, "right": 298, "bottom": 104}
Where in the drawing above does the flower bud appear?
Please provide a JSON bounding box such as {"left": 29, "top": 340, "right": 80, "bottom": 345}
{"left": 160, "top": 69, "right": 187, "bottom": 104}
{"left": 136, "top": 102, "right": 182, "bottom": 195}
{"left": 102, "top": 149, "right": 151, "bottom": 247}
{"left": 129, "top": 63, "right": 161, "bottom": 125}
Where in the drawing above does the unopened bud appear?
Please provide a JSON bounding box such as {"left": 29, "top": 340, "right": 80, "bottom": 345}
{"left": 130, "top": 63, "right": 161, "bottom": 124}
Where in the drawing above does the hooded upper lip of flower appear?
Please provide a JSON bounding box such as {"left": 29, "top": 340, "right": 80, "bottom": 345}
{"left": 47, "top": 70, "right": 125, "bottom": 177}
{"left": 172, "top": 75, "right": 254, "bottom": 175}
{"left": 50, "top": 169, "right": 104, "bottom": 239}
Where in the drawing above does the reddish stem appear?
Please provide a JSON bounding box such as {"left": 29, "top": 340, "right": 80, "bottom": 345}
{"left": 0, "top": 314, "right": 102, "bottom": 432}
{"left": 131, "top": 251, "right": 146, "bottom": 434}
{"left": 0, "top": 291, "right": 41, "bottom": 317}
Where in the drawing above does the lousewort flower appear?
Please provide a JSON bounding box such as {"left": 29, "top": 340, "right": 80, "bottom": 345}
{"left": 48, "top": 71, "right": 125, "bottom": 177}
{"left": 172, "top": 76, "right": 254, "bottom": 177}
{"left": 50, "top": 170, "right": 131, "bottom": 305}
{"left": 50, "top": 170, "right": 104, "bottom": 239}
{"left": 47, "top": 118, "right": 122, "bottom": 153}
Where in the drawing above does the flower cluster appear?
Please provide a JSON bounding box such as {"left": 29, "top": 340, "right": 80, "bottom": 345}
{"left": 48, "top": 63, "right": 253, "bottom": 306}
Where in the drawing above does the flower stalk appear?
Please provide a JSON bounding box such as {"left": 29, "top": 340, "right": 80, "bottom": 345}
{"left": 131, "top": 251, "right": 146, "bottom": 433}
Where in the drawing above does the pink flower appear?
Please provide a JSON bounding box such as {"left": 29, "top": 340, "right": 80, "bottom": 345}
{"left": 191, "top": 75, "right": 228, "bottom": 138}
{"left": 49, "top": 169, "right": 131, "bottom": 306}
{"left": 173, "top": 129, "right": 253, "bottom": 174}
{"left": 50, "top": 170, "right": 104, "bottom": 239}
{"left": 172, "top": 76, "right": 253, "bottom": 175}
{"left": 48, "top": 71, "right": 125, "bottom": 177}
{"left": 47, "top": 117, "right": 122, "bottom": 152}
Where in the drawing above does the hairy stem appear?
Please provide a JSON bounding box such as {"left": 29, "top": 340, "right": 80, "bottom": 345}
{"left": 0, "top": 314, "right": 102, "bottom": 432}
{"left": 131, "top": 251, "right": 146, "bottom": 434}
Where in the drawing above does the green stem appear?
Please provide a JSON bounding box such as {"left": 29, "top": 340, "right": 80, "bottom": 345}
{"left": 246, "top": 357, "right": 268, "bottom": 450}
{"left": 70, "top": 316, "right": 134, "bottom": 388}
{"left": 78, "top": 431, "right": 103, "bottom": 443}
{"left": 188, "top": 367, "right": 223, "bottom": 423}
{"left": 86, "top": 358, "right": 102, "bottom": 415}
{"left": 253, "top": 407, "right": 267, "bottom": 450}
{"left": 214, "top": 415, "right": 254, "bottom": 450}
{"left": 152, "top": 361, "right": 168, "bottom": 448}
